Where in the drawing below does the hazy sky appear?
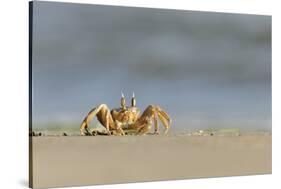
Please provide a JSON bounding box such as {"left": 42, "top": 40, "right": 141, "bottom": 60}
{"left": 32, "top": 1, "right": 271, "bottom": 131}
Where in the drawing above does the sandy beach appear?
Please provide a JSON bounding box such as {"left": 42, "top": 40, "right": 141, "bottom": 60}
{"left": 30, "top": 134, "right": 271, "bottom": 188}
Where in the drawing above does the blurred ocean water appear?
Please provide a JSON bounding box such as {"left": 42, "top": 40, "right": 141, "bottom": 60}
{"left": 32, "top": 2, "right": 271, "bottom": 132}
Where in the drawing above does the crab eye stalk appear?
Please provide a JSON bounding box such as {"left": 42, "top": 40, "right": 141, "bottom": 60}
{"left": 121, "top": 92, "right": 126, "bottom": 109}
{"left": 131, "top": 92, "right": 136, "bottom": 107}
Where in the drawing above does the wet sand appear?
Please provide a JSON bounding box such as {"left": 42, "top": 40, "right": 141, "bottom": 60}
{"left": 30, "top": 134, "right": 271, "bottom": 188}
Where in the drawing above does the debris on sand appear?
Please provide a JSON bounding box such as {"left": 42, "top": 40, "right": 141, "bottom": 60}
{"left": 194, "top": 129, "right": 239, "bottom": 136}
{"left": 180, "top": 128, "right": 240, "bottom": 137}
{"left": 30, "top": 131, "right": 43, "bottom": 137}
{"left": 91, "top": 130, "right": 111, "bottom": 136}
{"left": 192, "top": 129, "right": 214, "bottom": 136}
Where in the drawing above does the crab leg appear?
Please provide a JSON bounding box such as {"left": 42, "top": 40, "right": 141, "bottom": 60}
{"left": 80, "top": 104, "right": 114, "bottom": 135}
{"left": 136, "top": 122, "right": 151, "bottom": 135}
{"left": 80, "top": 104, "right": 105, "bottom": 135}
{"left": 80, "top": 116, "right": 92, "bottom": 135}
{"left": 157, "top": 111, "right": 170, "bottom": 135}
{"left": 153, "top": 112, "right": 159, "bottom": 134}
{"left": 132, "top": 105, "right": 171, "bottom": 135}
{"left": 153, "top": 106, "right": 171, "bottom": 135}
{"left": 157, "top": 107, "right": 171, "bottom": 124}
{"left": 105, "top": 110, "right": 112, "bottom": 135}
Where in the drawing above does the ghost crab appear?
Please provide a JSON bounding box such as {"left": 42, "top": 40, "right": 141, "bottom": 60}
{"left": 80, "top": 93, "right": 171, "bottom": 136}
